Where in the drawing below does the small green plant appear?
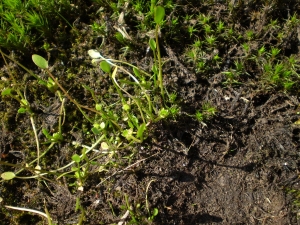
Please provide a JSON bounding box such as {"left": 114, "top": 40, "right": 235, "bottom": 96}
{"left": 152, "top": 5, "right": 165, "bottom": 96}
{"left": 205, "top": 35, "right": 217, "bottom": 47}
{"left": 198, "top": 13, "right": 211, "bottom": 25}
{"left": 245, "top": 30, "right": 254, "bottom": 40}
{"left": 267, "top": 19, "right": 279, "bottom": 30}
{"left": 195, "top": 102, "right": 217, "bottom": 122}
{"left": 203, "top": 24, "right": 213, "bottom": 34}
{"left": 187, "top": 24, "right": 198, "bottom": 37}
{"left": 216, "top": 21, "right": 225, "bottom": 33}
{"left": 120, "top": 194, "right": 158, "bottom": 224}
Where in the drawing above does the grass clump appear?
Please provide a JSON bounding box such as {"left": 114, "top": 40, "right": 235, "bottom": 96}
{"left": 0, "top": 0, "right": 76, "bottom": 52}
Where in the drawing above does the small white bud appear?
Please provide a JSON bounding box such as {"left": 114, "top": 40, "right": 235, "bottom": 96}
{"left": 88, "top": 49, "right": 101, "bottom": 59}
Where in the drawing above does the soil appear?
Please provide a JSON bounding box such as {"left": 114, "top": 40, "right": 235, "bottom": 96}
{"left": 1, "top": 1, "right": 300, "bottom": 225}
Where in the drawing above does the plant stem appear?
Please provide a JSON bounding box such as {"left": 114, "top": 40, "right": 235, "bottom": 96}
{"left": 30, "top": 116, "right": 40, "bottom": 166}
{"left": 155, "top": 24, "right": 164, "bottom": 96}
{"left": 45, "top": 69, "right": 121, "bottom": 129}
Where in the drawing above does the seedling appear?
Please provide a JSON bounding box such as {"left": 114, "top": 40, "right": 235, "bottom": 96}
{"left": 188, "top": 25, "right": 198, "bottom": 37}
{"left": 195, "top": 102, "right": 217, "bottom": 122}
{"left": 205, "top": 35, "right": 217, "bottom": 47}
{"left": 245, "top": 30, "right": 254, "bottom": 40}
{"left": 152, "top": 5, "right": 165, "bottom": 96}
{"left": 204, "top": 24, "right": 213, "bottom": 34}
{"left": 216, "top": 21, "right": 225, "bottom": 32}
{"left": 198, "top": 13, "right": 211, "bottom": 25}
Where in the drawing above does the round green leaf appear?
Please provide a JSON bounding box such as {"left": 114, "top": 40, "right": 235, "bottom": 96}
{"left": 154, "top": 6, "right": 165, "bottom": 25}
{"left": 72, "top": 154, "right": 81, "bottom": 163}
{"left": 1, "top": 171, "right": 16, "bottom": 180}
{"left": 32, "top": 54, "right": 48, "bottom": 69}
{"left": 100, "top": 61, "right": 111, "bottom": 73}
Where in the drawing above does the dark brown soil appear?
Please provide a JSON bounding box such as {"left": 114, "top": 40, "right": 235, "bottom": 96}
{"left": 1, "top": 1, "right": 300, "bottom": 225}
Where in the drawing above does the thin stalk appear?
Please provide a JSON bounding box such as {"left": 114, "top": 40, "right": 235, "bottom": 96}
{"left": 155, "top": 24, "right": 164, "bottom": 96}
{"left": 0, "top": 50, "right": 25, "bottom": 99}
{"left": 0, "top": 49, "right": 41, "bottom": 81}
{"left": 5, "top": 206, "right": 50, "bottom": 222}
{"left": 30, "top": 116, "right": 40, "bottom": 166}
{"left": 45, "top": 69, "right": 121, "bottom": 129}
{"left": 111, "top": 67, "right": 146, "bottom": 124}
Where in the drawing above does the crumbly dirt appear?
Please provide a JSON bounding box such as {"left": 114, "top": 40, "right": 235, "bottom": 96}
{"left": 1, "top": 1, "right": 300, "bottom": 225}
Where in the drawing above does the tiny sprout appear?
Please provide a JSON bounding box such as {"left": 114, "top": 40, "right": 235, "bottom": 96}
{"left": 202, "top": 103, "right": 217, "bottom": 116}
{"left": 287, "top": 13, "right": 299, "bottom": 27}
{"left": 258, "top": 46, "right": 266, "bottom": 56}
{"left": 213, "top": 54, "right": 221, "bottom": 61}
{"left": 234, "top": 60, "right": 244, "bottom": 71}
{"left": 246, "top": 30, "right": 254, "bottom": 40}
{"left": 100, "top": 122, "right": 105, "bottom": 129}
{"left": 217, "top": 21, "right": 225, "bottom": 32}
{"left": 168, "top": 92, "right": 177, "bottom": 103}
{"left": 195, "top": 111, "right": 204, "bottom": 121}
{"left": 188, "top": 25, "right": 198, "bottom": 37}
{"left": 88, "top": 49, "right": 109, "bottom": 64}
{"left": 204, "top": 24, "right": 212, "bottom": 34}
{"left": 192, "top": 39, "right": 202, "bottom": 48}
{"left": 228, "top": 27, "right": 234, "bottom": 36}
{"left": 169, "top": 105, "right": 179, "bottom": 116}
{"left": 122, "top": 104, "right": 131, "bottom": 111}
{"left": 35, "top": 165, "right": 41, "bottom": 175}
{"left": 196, "top": 61, "right": 205, "bottom": 71}
{"left": 270, "top": 47, "right": 280, "bottom": 58}
{"left": 198, "top": 14, "right": 211, "bottom": 25}
{"left": 158, "top": 108, "right": 169, "bottom": 119}
{"left": 268, "top": 19, "right": 279, "bottom": 29}
{"left": 205, "top": 35, "right": 216, "bottom": 46}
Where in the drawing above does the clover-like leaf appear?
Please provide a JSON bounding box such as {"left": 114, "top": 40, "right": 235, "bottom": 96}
{"left": 72, "top": 154, "right": 81, "bottom": 163}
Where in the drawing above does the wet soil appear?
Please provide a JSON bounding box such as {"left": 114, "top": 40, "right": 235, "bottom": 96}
{"left": 1, "top": 1, "right": 300, "bottom": 224}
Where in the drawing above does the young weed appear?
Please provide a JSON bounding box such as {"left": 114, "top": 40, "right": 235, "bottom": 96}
{"left": 195, "top": 102, "right": 217, "bottom": 122}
